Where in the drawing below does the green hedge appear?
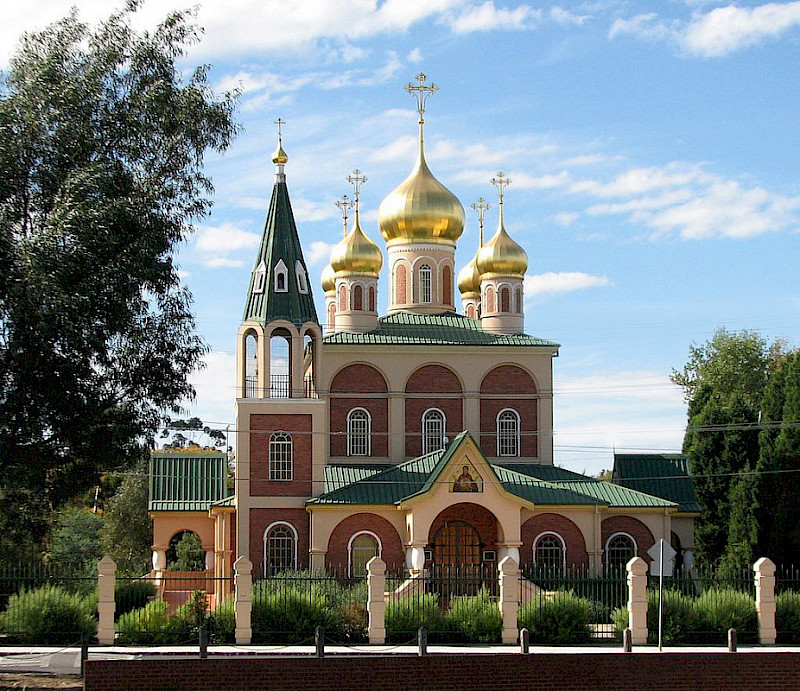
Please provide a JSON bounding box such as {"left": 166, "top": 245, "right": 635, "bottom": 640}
{"left": 0, "top": 585, "right": 95, "bottom": 644}
{"left": 776, "top": 590, "right": 800, "bottom": 644}
{"left": 443, "top": 589, "right": 502, "bottom": 644}
{"left": 518, "top": 592, "right": 592, "bottom": 644}
{"left": 385, "top": 593, "right": 444, "bottom": 644}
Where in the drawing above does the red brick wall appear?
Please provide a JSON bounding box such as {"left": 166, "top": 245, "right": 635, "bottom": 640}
{"left": 520, "top": 513, "right": 588, "bottom": 569}
{"left": 480, "top": 365, "right": 537, "bottom": 394}
{"left": 395, "top": 264, "right": 407, "bottom": 304}
{"left": 250, "top": 414, "right": 312, "bottom": 497}
{"left": 427, "top": 502, "right": 498, "bottom": 554}
{"left": 480, "top": 366, "right": 538, "bottom": 458}
{"left": 325, "top": 513, "right": 404, "bottom": 571}
{"left": 602, "top": 515, "right": 655, "bottom": 565}
{"left": 249, "top": 508, "right": 309, "bottom": 576}
{"left": 86, "top": 653, "right": 800, "bottom": 691}
{"left": 442, "top": 265, "right": 452, "bottom": 307}
{"left": 406, "top": 365, "right": 462, "bottom": 394}
{"left": 331, "top": 364, "right": 388, "bottom": 393}
{"left": 329, "top": 364, "right": 389, "bottom": 458}
{"left": 405, "top": 398, "right": 463, "bottom": 457}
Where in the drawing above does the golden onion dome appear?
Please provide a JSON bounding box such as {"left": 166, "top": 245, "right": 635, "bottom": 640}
{"left": 330, "top": 215, "right": 384, "bottom": 277}
{"left": 476, "top": 213, "right": 528, "bottom": 277}
{"left": 457, "top": 253, "right": 481, "bottom": 295}
{"left": 320, "top": 263, "right": 336, "bottom": 294}
{"left": 378, "top": 139, "right": 465, "bottom": 247}
{"left": 272, "top": 142, "right": 288, "bottom": 165}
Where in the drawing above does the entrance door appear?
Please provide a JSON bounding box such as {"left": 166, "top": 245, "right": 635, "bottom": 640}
{"left": 431, "top": 520, "right": 483, "bottom": 596}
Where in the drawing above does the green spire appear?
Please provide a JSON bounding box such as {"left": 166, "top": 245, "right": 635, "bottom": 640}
{"left": 242, "top": 173, "right": 318, "bottom": 327}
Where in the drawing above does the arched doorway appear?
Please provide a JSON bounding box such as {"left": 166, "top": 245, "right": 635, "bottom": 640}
{"left": 430, "top": 517, "right": 492, "bottom": 597}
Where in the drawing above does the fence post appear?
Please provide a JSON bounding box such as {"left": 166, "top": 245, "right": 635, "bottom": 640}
{"left": 366, "top": 556, "right": 386, "bottom": 645}
{"left": 754, "top": 557, "right": 776, "bottom": 645}
{"left": 498, "top": 556, "right": 520, "bottom": 645}
{"left": 97, "top": 556, "right": 116, "bottom": 645}
{"left": 626, "top": 557, "right": 648, "bottom": 646}
{"left": 234, "top": 556, "right": 253, "bottom": 645}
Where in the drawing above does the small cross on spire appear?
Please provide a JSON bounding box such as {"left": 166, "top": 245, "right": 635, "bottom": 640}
{"left": 405, "top": 73, "right": 438, "bottom": 118}
{"left": 334, "top": 194, "right": 354, "bottom": 238}
{"left": 491, "top": 172, "right": 512, "bottom": 205}
{"left": 471, "top": 197, "right": 491, "bottom": 247}
{"left": 346, "top": 169, "right": 368, "bottom": 206}
{"left": 274, "top": 118, "right": 285, "bottom": 144}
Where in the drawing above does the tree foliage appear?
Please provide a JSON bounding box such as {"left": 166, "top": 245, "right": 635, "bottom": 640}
{"left": 101, "top": 462, "right": 152, "bottom": 576}
{"left": 0, "top": 4, "right": 237, "bottom": 553}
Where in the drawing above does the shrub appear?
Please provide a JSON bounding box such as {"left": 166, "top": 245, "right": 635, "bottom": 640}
{"left": 0, "top": 585, "right": 95, "bottom": 644}
{"left": 117, "top": 600, "right": 187, "bottom": 644}
{"left": 776, "top": 590, "right": 800, "bottom": 644}
{"left": 518, "top": 592, "right": 592, "bottom": 644}
{"left": 251, "top": 587, "right": 345, "bottom": 645}
{"left": 167, "top": 532, "right": 205, "bottom": 571}
{"left": 208, "top": 598, "right": 235, "bottom": 644}
{"left": 645, "top": 589, "right": 702, "bottom": 644}
{"left": 115, "top": 581, "right": 157, "bottom": 619}
{"left": 695, "top": 588, "right": 757, "bottom": 643}
{"left": 385, "top": 593, "right": 443, "bottom": 644}
{"left": 444, "top": 589, "right": 502, "bottom": 643}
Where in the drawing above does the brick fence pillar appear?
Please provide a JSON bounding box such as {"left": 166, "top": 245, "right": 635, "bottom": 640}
{"left": 754, "top": 557, "right": 776, "bottom": 645}
{"left": 366, "top": 556, "right": 386, "bottom": 644}
{"left": 498, "top": 556, "right": 520, "bottom": 645}
{"left": 97, "top": 556, "right": 116, "bottom": 645}
{"left": 627, "top": 556, "right": 648, "bottom": 645}
{"left": 234, "top": 556, "right": 253, "bottom": 645}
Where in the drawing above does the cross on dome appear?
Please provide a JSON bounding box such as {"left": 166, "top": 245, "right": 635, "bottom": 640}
{"left": 405, "top": 73, "right": 438, "bottom": 119}
{"left": 334, "top": 194, "right": 354, "bottom": 238}
{"left": 471, "top": 197, "right": 491, "bottom": 247}
{"left": 491, "top": 172, "right": 511, "bottom": 205}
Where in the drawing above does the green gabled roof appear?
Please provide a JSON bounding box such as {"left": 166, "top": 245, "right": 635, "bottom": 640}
{"left": 613, "top": 454, "right": 701, "bottom": 513}
{"left": 322, "top": 312, "right": 559, "bottom": 347}
{"left": 149, "top": 451, "right": 232, "bottom": 512}
{"left": 309, "top": 432, "right": 676, "bottom": 509}
{"left": 243, "top": 180, "right": 318, "bottom": 327}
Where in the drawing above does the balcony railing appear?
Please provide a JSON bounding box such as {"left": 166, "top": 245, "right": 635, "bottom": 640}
{"left": 243, "top": 375, "right": 317, "bottom": 399}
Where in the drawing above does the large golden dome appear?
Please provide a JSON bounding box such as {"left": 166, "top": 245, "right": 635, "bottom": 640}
{"left": 477, "top": 217, "right": 528, "bottom": 277}
{"left": 378, "top": 143, "right": 465, "bottom": 247}
{"left": 330, "top": 216, "right": 384, "bottom": 277}
{"left": 457, "top": 253, "right": 480, "bottom": 295}
{"left": 321, "top": 262, "right": 336, "bottom": 293}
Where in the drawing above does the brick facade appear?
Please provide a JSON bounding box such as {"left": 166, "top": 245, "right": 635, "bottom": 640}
{"left": 601, "top": 515, "right": 655, "bottom": 565}
{"left": 520, "top": 513, "right": 588, "bottom": 569}
{"left": 479, "top": 365, "right": 538, "bottom": 458}
{"left": 249, "top": 414, "right": 312, "bottom": 497}
{"left": 249, "top": 507, "right": 309, "bottom": 576}
{"left": 329, "top": 364, "right": 389, "bottom": 458}
{"left": 405, "top": 398, "right": 463, "bottom": 457}
{"left": 325, "top": 512, "right": 405, "bottom": 571}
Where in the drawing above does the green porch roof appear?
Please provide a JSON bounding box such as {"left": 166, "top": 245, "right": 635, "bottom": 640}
{"left": 612, "top": 454, "right": 701, "bottom": 513}
{"left": 149, "top": 451, "right": 232, "bottom": 512}
{"left": 322, "top": 312, "right": 559, "bottom": 348}
{"left": 309, "top": 433, "right": 676, "bottom": 509}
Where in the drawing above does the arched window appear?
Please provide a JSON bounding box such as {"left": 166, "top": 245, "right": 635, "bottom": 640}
{"left": 368, "top": 286, "right": 376, "bottom": 312}
{"left": 347, "top": 408, "right": 371, "bottom": 456}
{"left": 395, "top": 264, "right": 407, "bottom": 304}
{"left": 338, "top": 284, "right": 347, "bottom": 312}
{"left": 514, "top": 287, "right": 522, "bottom": 314}
{"left": 485, "top": 285, "right": 496, "bottom": 312}
{"left": 500, "top": 286, "right": 510, "bottom": 312}
{"left": 269, "top": 432, "right": 293, "bottom": 480}
{"left": 244, "top": 331, "right": 258, "bottom": 397}
{"left": 606, "top": 533, "right": 636, "bottom": 570}
{"left": 442, "top": 265, "right": 452, "bottom": 307}
{"left": 422, "top": 408, "right": 446, "bottom": 455}
{"left": 353, "top": 284, "right": 363, "bottom": 311}
{"left": 274, "top": 260, "right": 288, "bottom": 292}
{"left": 264, "top": 522, "right": 298, "bottom": 575}
{"left": 295, "top": 261, "right": 308, "bottom": 294}
{"left": 466, "top": 304, "right": 476, "bottom": 319}
{"left": 497, "top": 409, "right": 520, "bottom": 456}
{"left": 534, "top": 532, "right": 566, "bottom": 572}
{"left": 253, "top": 260, "right": 266, "bottom": 294}
{"left": 328, "top": 303, "right": 336, "bottom": 330}
{"left": 348, "top": 531, "right": 381, "bottom": 578}
{"left": 419, "top": 264, "right": 432, "bottom": 303}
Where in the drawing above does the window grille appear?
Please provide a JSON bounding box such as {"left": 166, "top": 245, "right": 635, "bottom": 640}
{"left": 347, "top": 408, "right": 371, "bottom": 456}
{"left": 497, "top": 409, "right": 520, "bottom": 457}
{"left": 422, "top": 409, "right": 446, "bottom": 454}
{"left": 269, "top": 432, "right": 293, "bottom": 480}
{"left": 266, "top": 524, "right": 296, "bottom": 574}
{"left": 419, "top": 264, "right": 432, "bottom": 303}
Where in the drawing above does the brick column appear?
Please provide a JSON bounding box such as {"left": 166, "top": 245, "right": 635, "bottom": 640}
{"left": 97, "top": 556, "right": 116, "bottom": 645}
{"left": 627, "top": 556, "right": 648, "bottom": 645}
{"left": 366, "top": 556, "right": 386, "bottom": 644}
{"left": 498, "top": 556, "right": 520, "bottom": 645}
{"left": 234, "top": 556, "right": 253, "bottom": 645}
{"left": 754, "top": 557, "right": 776, "bottom": 645}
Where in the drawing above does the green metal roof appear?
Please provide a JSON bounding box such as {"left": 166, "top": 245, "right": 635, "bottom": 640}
{"left": 309, "top": 433, "right": 676, "bottom": 509}
{"left": 242, "top": 180, "right": 318, "bottom": 327}
{"left": 149, "top": 451, "right": 232, "bottom": 512}
{"left": 612, "top": 454, "right": 701, "bottom": 513}
{"left": 322, "top": 312, "right": 559, "bottom": 348}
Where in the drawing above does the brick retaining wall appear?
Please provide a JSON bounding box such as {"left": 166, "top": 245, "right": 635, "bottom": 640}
{"left": 85, "top": 652, "right": 800, "bottom": 691}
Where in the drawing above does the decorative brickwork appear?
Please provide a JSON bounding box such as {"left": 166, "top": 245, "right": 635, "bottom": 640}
{"left": 404, "top": 365, "right": 463, "bottom": 456}
{"left": 249, "top": 414, "right": 312, "bottom": 496}
{"left": 330, "top": 364, "right": 390, "bottom": 457}
{"left": 249, "top": 508, "right": 309, "bottom": 576}
{"left": 480, "top": 366, "right": 538, "bottom": 458}
{"left": 520, "top": 513, "right": 588, "bottom": 569}
{"left": 405, "top": 364, "right": 462, "bottom": 394}
{"left": 325, "top": 513, "right": 404, "bottom": 572}
{"left": 601, "top": 515, "right": 655, "bottom": 565}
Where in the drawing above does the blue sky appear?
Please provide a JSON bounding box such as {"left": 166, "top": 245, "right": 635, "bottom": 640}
{"left": 6, "top": 1, "right": 800, "bottom": 474}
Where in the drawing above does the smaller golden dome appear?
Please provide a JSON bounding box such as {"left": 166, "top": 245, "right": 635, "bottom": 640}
{"left": 321, "top": 263, "right": 336, "bottom": 294}
{"left": 330, "top": 215, "right": 384, "bottom": 277}
{"left": 272, "top": 143, "right": 288, "bottom": 165}
{"left": 457, "top": 253, "right": 480, "bottom": 295}
{"left": 477, "top": 216, "right": 528, "bottom": 277}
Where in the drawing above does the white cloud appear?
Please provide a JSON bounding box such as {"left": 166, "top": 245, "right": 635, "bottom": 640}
{"left": 524, "top": 271, "right": 611, "bottom": 297}
{"left": 407, "top": 47, "right": 423, "bottom": 63}
{"left": 549, "top": 6, "right": 590, "bottom": 26}
{"left": 552, "top": 212, "right": 580, "bottom": 226}
{"left": 308, "top": 240, "right": 339, "bottom": 266}
{"left": 185, "top": 350, "right": 236, "bottom": 426}
{"left": 446, "top": 1, "right": 542, "bottom": 34}
{"left": 609, "top": 2, "right": 800, "bottom": 57}
{"left": 194, "top": 222, "right": 260, "bottom": 268}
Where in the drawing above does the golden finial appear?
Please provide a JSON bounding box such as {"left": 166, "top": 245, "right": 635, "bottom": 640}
{"left": 271, "top": 117, "right": 288, "bottom": 166}
{"left": 471, "top": 197, "right": 491, "bottom": 247}
{"left": 405, "top": 73, "right": 438, "bottom": 121}
{"left": 491, "top": 172, "right": 511, "bottom": 204}
{"left": 334, "top": 194, "right": 354, "bottom": 239}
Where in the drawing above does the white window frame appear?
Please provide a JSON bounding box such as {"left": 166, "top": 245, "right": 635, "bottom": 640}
{"left": 419, "top": 263, "right": 432, "bottom": 303}
{"left": 269, "top": 432, "right": 293, "bottom": 481}
{"left": 253, "top": 260, "right": 267, "bottom": 294}
{"left": 295, "top": 261, "right": 308, "bottom": 294}
{"left": 263, "top": 521, "right": 298, "bottom": 575}
{"left": 605, "top": 532, "right": 637, "bottom": 569}
{"left": 347, "top": 530, "right": 382, "bottom": 578}
{"left": 347, "top": 407, "right": 372, "bottom": 457}
{"left": 274, "top": 259, "right": 289, "bottom": 293}
{"left": 422, "top": 408, "right": 446, "bottom": 455}
{"left": 497, "top": 408, "right": 521, "bottom": 457}
{"left": 533, "top": 531, "right": 566, "bottom": 570}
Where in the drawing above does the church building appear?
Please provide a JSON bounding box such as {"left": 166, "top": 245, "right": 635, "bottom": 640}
{"left": 149, "top": 75, "right": 697, "bottom": 585}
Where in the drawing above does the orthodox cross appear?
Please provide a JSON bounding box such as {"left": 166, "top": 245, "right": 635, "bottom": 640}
{"left": 491, "top": 172, "right": 512, "bottom": 205}
{"left": 471, "top": 197, "right": 491, "bottom": 247}
{"left": 334, "top": 194, "right": 354, "bottom": 238}
{"left": 274, "top": 118, "right": 285, "bottom": 145}
{"left": 346, "top": 169, "right": 368, "bottom": 207}
{"left": 405, "top": 73, "right": 438, "bottom": 119}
